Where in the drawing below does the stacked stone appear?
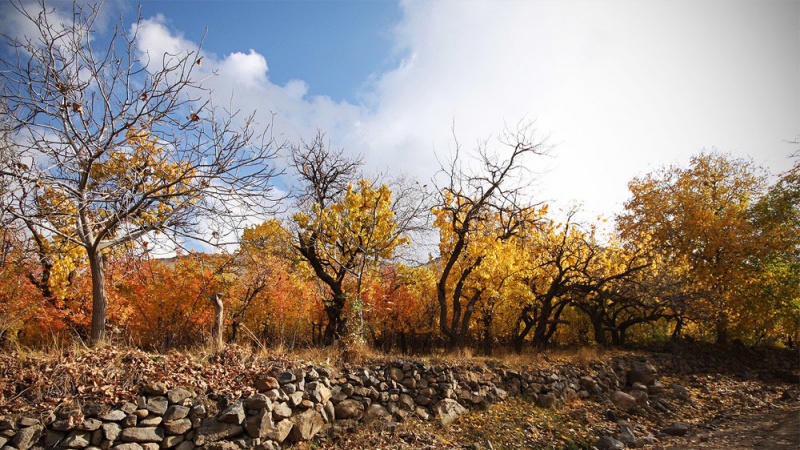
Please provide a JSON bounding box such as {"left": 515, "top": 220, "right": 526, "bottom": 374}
{"left": 0, "top": 358, "right": 637, "bottom": 449}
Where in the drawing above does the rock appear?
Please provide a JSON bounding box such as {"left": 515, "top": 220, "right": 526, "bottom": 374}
{"left": 167, "top": 388, "right": 192, "bottom": 405}
{"left": 619, "top": 423, "right": 637, "bottom": 446}
{"left": 244, "top": 394, "right": 271, "bottom": 411}
{"left": 670, "top": 383, "right": 689, "bottom": 398}
{"left": 255, "top": 377, "right": 280, "bottom": 392}
{"left": 612, "top": 391, "right": 637, "bottom": 411}
{"left": 111, "top": 444, "right": 144, "bottom": 450}
{"left": 163, "top": 418, "right": 192, "bottom": 435}
{"left": 81, "top": 418, "right": 103, "bottom": 431}
{"left": 218, "top": 401, "right": 245, "bottom": 425}
{"left": 435, "top": 399, "right": 467, "bottom": 427}
{"left": 315, "top": 385, "right": 332, "bottom": 405}
{"left": 139, "top": 415, "right": 162, "bottom": 427}
{"left": 596, "top": 436, "right": 625, "bottom": 450}
{"left": 120, "top": 427, "right": 163, "bottom": 443}
{"left": 579, "top": 376, "right": 597, "bottom": 390}
{"left": 628, "top": 361, "right": 658, "bottom": 385}
{"left": 387, "top": 367, "right": 404, "bottom": 382}
{"left": 630, "top": 388, "right": 648, "bottom": 405}
{"left": 146, "top": 397, "right": 169, "bottom": 416}
{"left": 100, "top": 410, "right": 126, "bottom": 422}
{"left": 288, "top": 409, "right": 324, "bottom": 442}
{"left": 161, "top": 435, "right": 184, "bottom": 448}
{"left": 102, "top": 423, "right": 122, "bottom": 441}
{"left": 63, "top": 430, "right": 92, "bottom": 448}
{"left": 203, "top": 442, "right": 238, "bottom": 450}
{"left": 11, "top": 425, "right": 42, "bottom": 450}
{"left": 662, "top": 421, "right": 691, "bottom": 437}
{"left": 163, "top": 405, "right": 190, "bottom": 422}
{"left": 175, "top": 441, "right": 195, "bottom": 450}
{"left": 122, "top": 414, "right": 137, "bottom": 427}
{"left": 263, "top": 419, "right": 293, "bottom": 443}
{"left": 244, "top": 409, "right": 273, "bottom": 439}
{"left": 277, "top": 371, "right": 296, "bottom": 384}
{"left": 288, "top": 391, "right": 304, "bottom": 407}
{"left": 363, "top": 404, "right": 392, "bottom": 423}
{"left": 142, "top": 382, "right": 168, "bottom": 396}
{"left": 398, "top": 394, "right": 415, "bottom": 411}
{"left": 194, "top": 419, "right": 243, "bottom": 445}
{"left": 537, "top": 392, "right": 557, "bottom": 409}
{"left": 120, "top": 403, "right": 137, "bottom": 414}
{"left": 324, "top": 401, "right": 335, "bottom": 422}
{"left": 44, "top": 429, "right": 65, "bottom": 447}
{"left": 16, "top": 418, "right": 38, "bottom": 427}
{"left": 271, "top": 402, "right": 292, "bottom": 421}
{"left": 334, "top": 399, "right": 364, "bottom": 421}
{"left": 415, "top": 406, "right": 431, "bottom": 421}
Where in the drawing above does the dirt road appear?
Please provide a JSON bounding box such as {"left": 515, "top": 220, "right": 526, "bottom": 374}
{"left": 662, "top": 407, "right": 800, "bottom": 450}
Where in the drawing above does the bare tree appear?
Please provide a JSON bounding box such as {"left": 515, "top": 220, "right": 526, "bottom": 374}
{"left": 0, "top": 1, "right": 282, "bottom": 344}
{"left": 433, "top": 122, "right": 549, "bottom": 349}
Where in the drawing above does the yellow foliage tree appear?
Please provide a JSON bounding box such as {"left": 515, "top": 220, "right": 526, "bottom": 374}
{"left": 617, "top": 152, "right": 767, "bottom": 343}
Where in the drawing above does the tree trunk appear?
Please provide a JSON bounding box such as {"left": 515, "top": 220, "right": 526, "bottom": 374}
{"left": 211, "top": 293, "right": 224, "bottom": 350}
{"left": 323, "top": 294, "right": 347, "bottom": 345}
{"left": 88, "top": 250, "right": 107, "bottom": 345}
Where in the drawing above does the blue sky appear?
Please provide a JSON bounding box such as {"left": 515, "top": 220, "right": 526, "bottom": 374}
{"left": 136, "top": 1, "right": 403, "bottom": 103}
{"left": 3, "top": 0, "right": 798, "bottom": 226}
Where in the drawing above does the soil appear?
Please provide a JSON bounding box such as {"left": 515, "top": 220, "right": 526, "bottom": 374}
{"left": 660, "top": 406, "right": 800, "bottom": 450}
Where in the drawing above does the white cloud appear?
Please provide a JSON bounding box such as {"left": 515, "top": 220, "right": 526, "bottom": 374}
{"left": 16, "top": 0, "right": 794, "bottom": 230}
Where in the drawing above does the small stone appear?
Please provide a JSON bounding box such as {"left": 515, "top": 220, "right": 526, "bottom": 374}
{"left": 163, "top": 418, "right": 192, "bottom": 435}
{"left": 100, "top": 410, "right": 126, "bottom": 422}
{"left": 363, "top": 404, "right": 392, "bottom": 423}
{"left": 166, "top": 389, "right": 192, "bottom": 405}
{"left": 263, "top": 419, "right": 293, "bottom": 444}
{"left": 288, "top": 409, "right": 324, "bottom": 442}
{"left": 194, "top": 419, "right": 243, "bottom": 445}
{"left": 122, "top": 414, "right": 137, "bottom": 427}
{"left": 11, "top": 425, "right": 42, "bottom": 450}
{"left": 120, "top": 427, "right": 163, "bottom": 443}
{"left": 244, "top": 394, "right": 271, "bottom": 411}
{"left": 16, "top": 418, "right": 38, "bottom": 427}
{"left": 44, "top": 429, "right": 65, "bottom": 447}
{"left": 111, "top": 444, "right": 144, "bottom": 450}
{"left": 175, "top": 441, "right": 195, "bottom": 450}
{"left": 628, "top": 361, "right": 658, "bottom": 385}
{"left": 146, "top": 397, "right": 169, "bottom": 416}
{"left": 271, "top": 403, "right": 292, "bottom": 421}
{"left": 161, "top": 435, "right": 184, "bottom": 449}
{"left": 218, "top": 401, "right": 245, "bottom": 425}
{"left": 662, "top": 421, "right": 691, "bottom": 437}
{"left": 334, "top": 399, "right": 364, "bottom": 420}
{"left": 537, "top": 392, "right": 557, "bottom": 409}
{"left": 244, "top": 409, "right": 273, "bottom": 439}
{"left": 63, "top": 430, "right": 92, "bottom": 448}
{"left": 163, "top": 405, "right": 190, "bottom": 422}
{"left": 435, "top": 399, "right": 467, "bottom": 427}
{"left": 139, "top": 415, "right": 162, "bottom": 427}
{"left": 142, "top": 382, "right": 168, "bottom": 396}
{"left": 596, "top": 436, "right": 625, "bottom": 450}
{"left": 612, "top": 391, "right": 637, "bottom": 411}
{"left": 102, "top": 423, "right": 122, "bottom": 441}
{"left": 277, "top": 371, "right": 296, "bottom": 384}
{"left": 255, "top": 377, "right": 280, "bottom": 392}
{"left": 120, "top": 403, "right": 138, "bottom": 414}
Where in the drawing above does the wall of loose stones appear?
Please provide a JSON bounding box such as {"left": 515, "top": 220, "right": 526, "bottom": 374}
{"left": 0, "top": 358, "right": 653, "bottom": 450}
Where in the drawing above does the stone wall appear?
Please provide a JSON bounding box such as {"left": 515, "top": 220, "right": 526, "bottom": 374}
{"left": 0, "top": 357, "right": 658, "bottom": 450}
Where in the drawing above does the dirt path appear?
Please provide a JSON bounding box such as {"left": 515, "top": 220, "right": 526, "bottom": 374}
{"left": 662, "top": 407, "right": 800, "bottom": 450}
